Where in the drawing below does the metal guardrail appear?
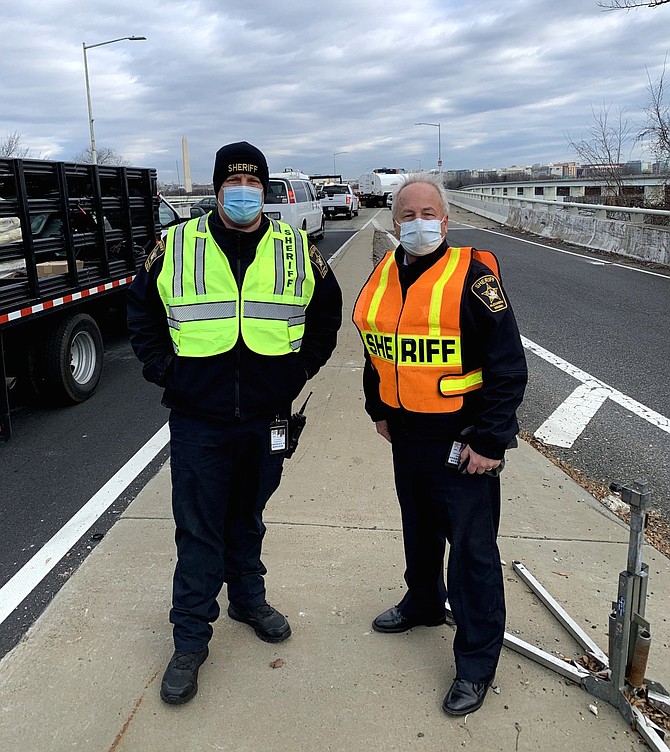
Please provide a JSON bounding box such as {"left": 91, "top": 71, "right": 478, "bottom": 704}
{"left": 449, "top": 190, "right": 670, "bottom": 227}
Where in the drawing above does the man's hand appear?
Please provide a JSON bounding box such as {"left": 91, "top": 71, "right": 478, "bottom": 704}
{"left": 459, "top": 445, "right": 501, "bottom": 475}
{"left": 375, "top": 420, "right": 392, "bottom": 443}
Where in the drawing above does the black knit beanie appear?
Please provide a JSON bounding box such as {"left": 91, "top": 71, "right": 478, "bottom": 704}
{"left": 212, "top": 141, "right": 269, "bottom": 196}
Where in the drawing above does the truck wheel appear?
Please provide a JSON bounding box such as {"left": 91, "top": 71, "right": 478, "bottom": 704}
{"left": 346, "top": 208, "right": 353, "bottom": 219}
{"left": 42, "top": 313, "right": 103, "bottom": 404}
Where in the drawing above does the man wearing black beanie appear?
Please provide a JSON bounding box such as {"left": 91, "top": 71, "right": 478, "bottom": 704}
{"left": 127, "top": 141, "right": 343, "bottom": 705}
{"left": 212, "top": 140, "right": 270, "bottom": 197}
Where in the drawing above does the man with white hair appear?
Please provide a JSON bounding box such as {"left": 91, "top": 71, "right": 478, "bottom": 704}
{"left": 353, "top": 174, "right": 527, "bottom": 716}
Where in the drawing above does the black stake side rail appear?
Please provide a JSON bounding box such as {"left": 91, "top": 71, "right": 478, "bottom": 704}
{"left": 0, "top": 158, "right": 162, "bottom": 440}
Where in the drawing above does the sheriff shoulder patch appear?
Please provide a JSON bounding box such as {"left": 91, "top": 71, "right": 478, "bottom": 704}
{"left": 472, "top": 274, "right": 508, "bottom": 312}
{"left": 144, "top": 239, "right": 165, "bottom": 272}
{"left": 309, "top": 244, "right": 329, "bottom": 278}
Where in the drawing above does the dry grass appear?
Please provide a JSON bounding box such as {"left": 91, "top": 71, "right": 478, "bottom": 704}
{"left": 519, "top": 430, "right": 670, "bottom": 560}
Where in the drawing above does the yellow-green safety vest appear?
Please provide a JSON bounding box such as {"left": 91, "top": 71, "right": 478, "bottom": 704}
{"left": 157, "top": 214, "right": 315, "bottom": 357}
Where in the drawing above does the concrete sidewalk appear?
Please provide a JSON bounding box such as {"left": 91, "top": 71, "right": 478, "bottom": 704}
{"left": 1, "top": 217, "right": 668, "bottom": 752}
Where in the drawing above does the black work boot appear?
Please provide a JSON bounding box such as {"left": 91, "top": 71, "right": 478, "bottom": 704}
{"left": 160, "top": 648, "right": 209, "bottom": 705}
{"left": 228, "top": 602, "right": 291, "bottom": 643}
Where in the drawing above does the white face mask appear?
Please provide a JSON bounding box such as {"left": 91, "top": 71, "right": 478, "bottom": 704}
{"left": 396, "top": 217, "right": 445, "bottom": 256}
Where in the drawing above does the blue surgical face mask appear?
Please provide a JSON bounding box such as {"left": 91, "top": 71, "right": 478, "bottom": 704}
{"left": 219, "top": 185, "right": 263, "bottom": 225}
{"left": 396, "top": 217, "right": 445, "bottom": 256}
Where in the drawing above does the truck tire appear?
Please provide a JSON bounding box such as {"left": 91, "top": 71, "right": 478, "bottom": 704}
{"left": 42, "top": 313, "right": 104, "bottom": 404}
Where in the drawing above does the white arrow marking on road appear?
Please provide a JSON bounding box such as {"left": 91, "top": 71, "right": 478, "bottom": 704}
{"left": 535, "top": 381, "right": 612, "bottom": 447}
{"left": 523, "top": 337, "right": 670, "bottom": 447}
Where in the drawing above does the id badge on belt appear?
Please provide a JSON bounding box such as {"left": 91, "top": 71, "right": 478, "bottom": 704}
{"left": 445, "top": 439, "right": 505, "bottom": 477}
{"left": 269, "top": 417, "right": 289, "bottom": 454}
{"left": 445, "top": 440, "right": 465, "bottom": 470}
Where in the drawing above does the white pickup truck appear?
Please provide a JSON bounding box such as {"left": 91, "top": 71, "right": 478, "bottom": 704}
{"left": 320, "top": 183, "right": 359, "bottom": 219}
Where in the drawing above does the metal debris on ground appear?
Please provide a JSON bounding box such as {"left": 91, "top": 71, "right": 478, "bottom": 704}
{"left": 625, "top": 688, "right": 670, "bottom": 733}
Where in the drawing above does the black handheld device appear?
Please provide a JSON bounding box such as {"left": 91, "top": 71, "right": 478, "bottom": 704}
{"left": 285, "top": 392, "right": 313, "bottom": 458}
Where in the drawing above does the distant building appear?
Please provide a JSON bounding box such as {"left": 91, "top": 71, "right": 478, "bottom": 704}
{"left": 652, "top": 160, "right": 670, "bottom": 174}
{"left": 439, "top": 158, "right": 666, "bottom": 186}
{"left": 558, "top": 162, "right": 578, "bottom": 178}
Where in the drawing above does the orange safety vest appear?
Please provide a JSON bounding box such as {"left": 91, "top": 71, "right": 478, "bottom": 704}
{"left": 353, "top": 246, "right": 499, "bottom": 413}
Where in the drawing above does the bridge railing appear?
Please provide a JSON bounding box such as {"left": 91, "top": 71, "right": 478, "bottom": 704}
{"left": 448, "top": 190, "right": 670, "bottom": 226}
{"left": 446, "top": 190, "right": 669, "bottom": 265}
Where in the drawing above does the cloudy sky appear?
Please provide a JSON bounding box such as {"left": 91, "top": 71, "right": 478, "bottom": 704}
{"left": 2, "top": 0, "right": 669, "bottom": 185}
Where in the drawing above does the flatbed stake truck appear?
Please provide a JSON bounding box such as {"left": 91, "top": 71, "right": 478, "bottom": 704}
{"left": 0, "top": 158, "right": 182, "bottom": 440}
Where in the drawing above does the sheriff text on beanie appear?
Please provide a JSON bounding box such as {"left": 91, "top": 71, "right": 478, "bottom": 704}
{"left": 212, "top": 141, "right": 270, "bottom": 195}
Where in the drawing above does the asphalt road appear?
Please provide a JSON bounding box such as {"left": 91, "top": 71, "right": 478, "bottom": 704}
{"left": 443, "top": 208, "right": 670, "bottom": 519}
{"left": 1, "top": 206, "right": 668, "bottom": 659}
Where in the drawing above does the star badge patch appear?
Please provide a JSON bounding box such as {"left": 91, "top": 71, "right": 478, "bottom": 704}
{"left": 472, "top": 274, "right": 508, "bottom": 312}
{"left": 309, "top": 244, "right": 329, "bottom": 278}
{"left": 144, "top": 239, "right": 165, "bottom": 271}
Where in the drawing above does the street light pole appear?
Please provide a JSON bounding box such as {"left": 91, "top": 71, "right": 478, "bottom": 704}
{"left": 333, "top": 151, "right": 348, "bottom": 177}
{"left": 414, "top": 122, "right": 442, "bottom": 174}
{"left": 82, "top": 35, "right": 146, "bottom": 165}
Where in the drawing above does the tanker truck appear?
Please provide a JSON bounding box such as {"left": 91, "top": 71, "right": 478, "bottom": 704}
{"left": 358, "top": 169, "right": 408, "bottom": 208}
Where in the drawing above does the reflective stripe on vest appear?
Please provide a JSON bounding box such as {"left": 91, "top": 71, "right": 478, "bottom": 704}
{"left": 158, "top": 216, "right": 315, "bottom": 356}
{"left": 353, "top": 247, "right": 494, "bottom": 413}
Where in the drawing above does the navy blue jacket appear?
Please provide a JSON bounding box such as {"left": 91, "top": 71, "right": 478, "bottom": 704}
{"left": 127, "top": 213, "right": 342, "bottom": 422}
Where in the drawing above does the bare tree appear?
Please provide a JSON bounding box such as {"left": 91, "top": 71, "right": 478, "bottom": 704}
{"left": 71, "top": 146, "right": 130, "bottom": 166}
{"left": 566, "top": 103, "right": 635, "bottom": 198}
{"left": 639, "top": 61, "right": 670, "bottom": 166}
{"left": 0, "top": 131, "right": 31, "bottom": 158}
{"left": 597, "top": 0, "right": 670, "bottom": 9}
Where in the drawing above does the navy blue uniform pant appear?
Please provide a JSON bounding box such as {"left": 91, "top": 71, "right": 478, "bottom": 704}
{"left": 391, "top": 433, "right": 505, "bottom": 683}
{"left": 168, "top": 411, "right": 284, "bottom": 653}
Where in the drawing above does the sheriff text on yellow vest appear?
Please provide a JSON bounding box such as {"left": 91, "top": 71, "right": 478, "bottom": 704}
{"left": 353, "top": 246, "right": 497, "bottom": 413}
{"left": 157, "top": 215, "right": 315, "bottom": 357}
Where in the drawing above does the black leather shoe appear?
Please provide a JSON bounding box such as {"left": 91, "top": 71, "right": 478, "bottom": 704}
{"left": 442, "top": 677, "right": 494, "bottom": 716}
{"left": 371, "top": 606, "right": 453, "bottom": 633}
{"left": 228, "top": 602, "right": 292, "bottom": 643}
{"left": 160, "top": 648, "right": 209, "bottom": 705}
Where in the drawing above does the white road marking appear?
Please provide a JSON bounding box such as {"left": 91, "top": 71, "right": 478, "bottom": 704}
{"left": 0, "top": 423, "right": 170, "bottom": 627}
{"left": 535, "top": 381, "right": 612, "bottom": 447}
{"left": 523, "top": 336, "right": 670, "bottom": 446}
{"left": 450, "top": 222, "right": 669, "bottom": 444}
{"left": 330, "top": 210, "right": 386, "bottom": 264}
{"left": 450, "top": 224, "right": 669, "bottom": 279}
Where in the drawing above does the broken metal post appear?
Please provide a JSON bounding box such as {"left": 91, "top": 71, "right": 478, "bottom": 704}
{"left": 614, "top": 478, "right": 652, "bottom": 691}
{"left": 622, "top": 477, "right": 651, "bottom": 576}
{"left": 507, "top": 477, "right": 670, "bottom": 752}
{"left": 629, "top": 628, "right": 652, "bottom": 688}
{"left": 513, "top": 560, "right": 608, "bottom": 667}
